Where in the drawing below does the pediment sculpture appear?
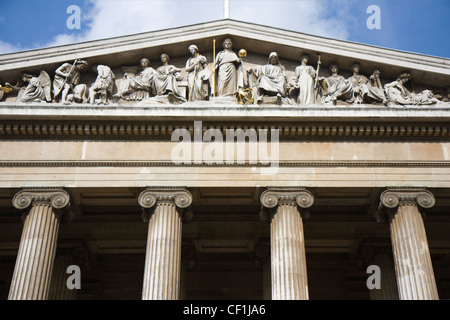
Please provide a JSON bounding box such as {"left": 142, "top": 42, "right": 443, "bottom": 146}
{"left": 0, "top": 39, "right": 448, "bottom": 107}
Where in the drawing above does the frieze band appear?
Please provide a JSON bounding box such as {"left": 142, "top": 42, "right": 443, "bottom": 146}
{"left": 1, "top": 38, "right": 448, "bottom": 107}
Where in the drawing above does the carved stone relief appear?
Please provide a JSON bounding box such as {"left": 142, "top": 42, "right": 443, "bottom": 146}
{"left": 0, "top": 39, "right": 448, "bottom": 107}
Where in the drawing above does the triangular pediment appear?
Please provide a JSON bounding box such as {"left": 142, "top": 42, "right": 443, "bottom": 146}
{"left": 0, "top": 19, "right": 449, "bottom": 105}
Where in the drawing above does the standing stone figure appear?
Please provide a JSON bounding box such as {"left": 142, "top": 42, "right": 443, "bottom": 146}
{"left": 186, "top": 45, "right": 211, "bottom": 101}
{"left": 114, "top": 58, "right": 157, "bottom": 101}
{"left": 214, "top": 38, "right": 244, "bottom": 97}
{"left": 249, "top": 52, "right": 287, "bottom": 104}
{"left": 89, "top": 64, "right": 115, "bottom": 105}
{"left": 152, "top": 53, "right": 186, "bottom": 103}
{"left": 53, "top": 60, "right": 88, "bottom": 104}
{"left": 293, "top": 54, "right": 316, "bottom": 104}
{"left": 384, "top": 73, "right": 438, "bottom": 106}
{"left": 19, "top": 71, "right": 52, "bottom": 103}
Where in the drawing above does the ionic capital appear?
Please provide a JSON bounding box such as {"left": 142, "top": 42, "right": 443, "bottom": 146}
{"left": 380, "top": 188, "right": 435, "bottom": 209}
{"left": 376, "top": 188, "right": 435, "bottom": 223}
{"left": 260, "top": 187, "right": 314, "bottom": 209}
{"left": 138, "top": 187, "right": 193, "bottom": 209}
{"left": 12, "top": 188, "right": 71, "bottom": 211}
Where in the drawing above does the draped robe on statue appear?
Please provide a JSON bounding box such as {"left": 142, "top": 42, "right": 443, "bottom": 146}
{"left": 152, "top": 65, "right": 186, "bottom": 103}
{"left": 215, "top": 50, "right": 244, "bottom": 96}
{"left": 258, "top": 63, "right": 287, "bottom": 96}
{"left": 295, "top": 65, "right": 316, "bottom": 104}
{"left": 186, "top": 55, "right": 211, "bottom": 101}
{"left": 118, "top": 67, "right": 157, "bottom": 100}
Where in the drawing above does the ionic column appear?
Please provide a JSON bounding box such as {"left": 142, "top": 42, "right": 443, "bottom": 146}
{"left": 378, "top": 188, "right": 439, "bottom": 300}
{"left": 138, "top": 188, "right": 193, "bottom": 300}
{"left": 9, "top": 188, "right": 70, "bottom": 300}
{"left": 260, "top": 188, "right": 314, "bottom": 300}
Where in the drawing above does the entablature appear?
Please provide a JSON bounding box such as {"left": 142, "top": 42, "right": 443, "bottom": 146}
{"left": 1, "top": 104, "right": 450, "bottom": 142}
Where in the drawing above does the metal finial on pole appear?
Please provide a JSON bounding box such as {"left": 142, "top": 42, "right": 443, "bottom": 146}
{"left": 224, "top": 0, "right": 230, "bottom": 19}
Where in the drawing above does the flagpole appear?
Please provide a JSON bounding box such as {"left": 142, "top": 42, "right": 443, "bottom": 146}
{"left": 224, "top": 0, "right": 230, "bottom": 19}
{"left": 212, "top": 39, "right": 216, "bottom": 98}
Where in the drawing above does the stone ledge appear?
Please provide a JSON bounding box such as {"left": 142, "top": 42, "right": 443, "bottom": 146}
{"left": 1, "top": 102, "right": 450, "bottom": 121}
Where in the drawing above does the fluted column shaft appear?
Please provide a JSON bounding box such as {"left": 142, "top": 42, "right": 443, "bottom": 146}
{"left": 9, "top": 189, "right": 70, "bottom": 300}
{"left": 271, "top": 202, "right": 308, "bottom": 299}
{"left": 379, "top": 188, "right": 438, "bottom": 300}
{"left": 261, "top": 188, "right": 314, "bottom": 300}
{"left": 138, "top": 188, "right": 192, "bottom": 300}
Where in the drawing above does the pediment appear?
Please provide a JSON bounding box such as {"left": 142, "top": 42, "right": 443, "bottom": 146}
{"left": 0, "top": 19, "right": 449, "bottom": 106}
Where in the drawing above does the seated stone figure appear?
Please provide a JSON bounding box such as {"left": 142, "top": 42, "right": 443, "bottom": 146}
{"left": 384, "top": 73, "right": 439, "bottom": 106}
{"left": 89, "top": 64, "right": 115, "bottom": 105}
{"left": 114, "top": 58, "right": 157, "bottom": 101}
{"left": 318, "top": 64, "right": 347, "bottom": 103}
{"left": 320, "top": 63, "right": 385, "bottom": 105}
{"left": 152, "top": 53, "right": 186, "bottom": 104}
{"left": 248, "top": 52, "right": 288, "bottom": 104}
{"left": 19, "top": 71, "right": 52, "bottom": 103}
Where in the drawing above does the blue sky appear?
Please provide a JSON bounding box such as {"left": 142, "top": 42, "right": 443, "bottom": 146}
{"left": 0, "top": 0, "right": 449, "bottom": 58}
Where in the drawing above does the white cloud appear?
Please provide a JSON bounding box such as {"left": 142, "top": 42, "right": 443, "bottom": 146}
{"left": 1, "top": 0, "right": 352, "bottom": 53}
{"left": 232, "top": 0, "right": 351, "bottom": 40}
{"left": 71, "top": 0, "right": 221, "bottom": 42}
{"left": 0, "top": 40, "right": 25, "bottom": 55}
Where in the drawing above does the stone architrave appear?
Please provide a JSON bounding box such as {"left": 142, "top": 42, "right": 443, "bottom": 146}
{"left": 378, "top": 188, "right": 439, "bottom": 300}
{"left": 138, "top": 188, "right": 193, "bottom": 300}
{"left": 9, "top": 188, "right": 71, "bottom": 300}
{"left": 260, "top": 188, "right": 314, "bottom": 300}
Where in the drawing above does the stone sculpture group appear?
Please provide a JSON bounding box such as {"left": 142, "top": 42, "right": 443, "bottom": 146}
{"left": 0, "top": 38, "right": 445, "bottom": 107}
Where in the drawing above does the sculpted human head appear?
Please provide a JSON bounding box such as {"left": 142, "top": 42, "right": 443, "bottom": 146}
{"left": 268, "top": 52, "right": 279, "bottom": 65}
{"left": 351, "top": 63, "right": 361, "bottom": 73}
{"left": 161, "top": 53, "right": 170, "bottom": 63}
{"left": 301, "top": 54, "right": 309, "bottom": 64}
{"left": 75, "top": 59, "right": 88, "bottom": 71}
{"left": 222, "top": 38, "right": 232, "bottom": 50}
{"left": 397, "top": 72, "right": 411, "bottom": 84}
{"left": 21, "top": 72, "right": 33, "bottom": 83}
{"left": 329, "top": 63, "right": 339, "bottom": 74}
{"left": 140, "top": 58, "right": 150, "bottom": 68}
{"left": 188, "top": 45, "right": 199, "bottom": 55}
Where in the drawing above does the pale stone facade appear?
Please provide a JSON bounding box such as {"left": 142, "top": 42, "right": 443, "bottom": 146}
{"left": 0, "top": 20, "right": 449, "bottom": 300}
